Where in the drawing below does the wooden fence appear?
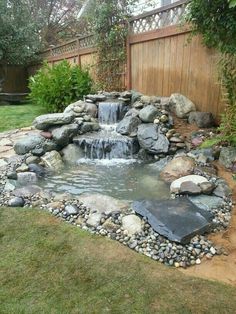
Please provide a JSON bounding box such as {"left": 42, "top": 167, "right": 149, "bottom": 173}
{"left": 31, "top": 0, "right": 223, "bottom": 117}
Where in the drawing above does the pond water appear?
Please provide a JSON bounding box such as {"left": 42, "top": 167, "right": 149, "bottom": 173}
{"left": 42, "top": 160, "right": 170, "bottom": 201}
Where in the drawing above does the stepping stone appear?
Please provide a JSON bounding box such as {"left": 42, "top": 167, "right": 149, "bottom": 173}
{"left": 132, "top": 198, "right": 213, "bottom": 244}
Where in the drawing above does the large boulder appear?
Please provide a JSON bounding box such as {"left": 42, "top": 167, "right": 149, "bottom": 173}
{"left": 169, "top": 93, "right": 196, "bottom": 118}
{"left": 219, "top": 147, "right": 236, "bottom": 169}
{"left": 188, "top": 111, "right": 215, "bottom": 128}
{"left": 41, "top": 150, "right": 64, "bottom": 171}
{"left": 62, "top": 144, "right": 84, "bottom": 165}
{"left": 116, "top": 109, "right": 141, "bottom": 136}
{"left": 14, "top": 135, "right": 45, "bottom": 155}
{"left": 52, "top": 124, "right": 79, "bottom": 147}
{"left": 139, "top": 105, "right": 158, "bottom": 122}
{"left": 33, "top": 113, "right": 74, "bottom": 130}
{"left": 160, "top": 156, "right": 195, "bottom": 183}
{"left": 137, "top": 124, "right": 169, "bottom": 154}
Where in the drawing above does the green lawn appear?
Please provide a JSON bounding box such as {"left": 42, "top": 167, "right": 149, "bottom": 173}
{"left": 0, "top": 103, "right": 46, "bottom": 132}
{"left": 0, "top": 207, "right": 236, "bottom": 314}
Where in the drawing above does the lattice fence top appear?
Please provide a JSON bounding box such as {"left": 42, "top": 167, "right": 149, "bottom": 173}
{"left": 41, "top": 34, "right": 96, "bottom": 58}
{"left": 129, "top": 0, "right": 188, "bottom": 34}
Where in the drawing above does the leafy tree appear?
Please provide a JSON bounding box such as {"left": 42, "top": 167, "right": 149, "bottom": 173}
{"left": 25, "top": 0, "right": 85, "bottom": 47}
{"left": 0, "top": 0, "right": 41, "bottom": 65}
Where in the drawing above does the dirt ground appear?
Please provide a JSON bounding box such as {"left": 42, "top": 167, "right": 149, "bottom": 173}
{"left": 175, "top": 118, "right": 236, "bottom": 286}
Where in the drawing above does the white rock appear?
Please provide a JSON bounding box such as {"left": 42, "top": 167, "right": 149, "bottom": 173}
{"left": 122, "top": 214, "right": 142, "bottom": 236}
{"left": 170, "top": 175, "right": 208, "bottom": 193}
{"left": 86, "top": 212, "right": 102, "bottom": 227}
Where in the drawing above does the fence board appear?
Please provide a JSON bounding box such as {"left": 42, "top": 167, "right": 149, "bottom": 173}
{"left": 129, "top": 31, "right": 223, "bottom": 118}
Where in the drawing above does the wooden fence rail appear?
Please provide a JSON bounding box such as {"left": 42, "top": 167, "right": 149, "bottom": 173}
{"left": 27, "top": 0, "right": 223, "bottom": 117}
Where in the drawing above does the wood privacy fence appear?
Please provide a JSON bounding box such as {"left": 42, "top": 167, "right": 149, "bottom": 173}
{"left": 31, "top": 0, "right": 223, "bottom": 117}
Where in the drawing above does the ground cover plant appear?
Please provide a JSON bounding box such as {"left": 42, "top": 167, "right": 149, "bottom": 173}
{"left": 29, "top": 61, "right": 93, "bottom": 113}
{"left": 0, "top": 207, "right": 236, "bottom": 314}
{"left": 0, "top": 103, "right": 46, "bottom": 132}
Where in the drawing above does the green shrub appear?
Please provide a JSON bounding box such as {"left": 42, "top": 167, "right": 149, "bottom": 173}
{"left": 29, "top": 61, "right": 93, "bottom": 113}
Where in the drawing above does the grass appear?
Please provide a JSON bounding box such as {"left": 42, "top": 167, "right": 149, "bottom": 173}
{"left": 0, "top": 207, "right": 236, "bottom": 313}
{"left": 0, "top": 103, "right": 46, "bottom": 132}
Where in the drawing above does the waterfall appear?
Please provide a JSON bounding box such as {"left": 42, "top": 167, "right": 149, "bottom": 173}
{"left": 98, "top": 101, "right": 126, "bottom": 125}
{"left": 74, "top": 101, "right": 139, "bottom": 160}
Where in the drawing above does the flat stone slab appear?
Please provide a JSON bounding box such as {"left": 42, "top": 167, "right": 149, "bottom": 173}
{"left": 79, "top": 193, "right": 129, "bottom": 215}
{"left": 132, "top": 198, "right": 213, "bottom": 244}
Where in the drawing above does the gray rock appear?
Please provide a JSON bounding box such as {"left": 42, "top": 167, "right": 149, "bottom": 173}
{"left": 41, "top": 151, "right": 64, "bottom": 171}
{"left": 137, "top": 124, "right": 169, "bottom": 154}
{"left": 139, "top": 105, "right": 158, "bottom": 122}
{"left": 200, "top": 182, "right": 215, "bottom": 195}
{"left": 0, "top": 159, "right": 7, "bottom": 168}
{"left": 4, "top": 180, "right": 17, "bottom": 191}
{"left": 13, "top": 185, "right": 42, "bottom": 197}
{"left": 31, "top": 147, "right": 45, "bottom": 156}
{"left": 65, "top": 205, "right": 78, "bottom": 215}
{"left": 7, "top": 171, "right": 17, "bottom": 180}
{"left": 17, "top": 172, "right": 38, "bottom": 185}
{"left": 64, "top": 100, "right": 98, "bottom": 118}
{"left": 131, "top": 90, "right": 142, "bottom": 104}
{"left": 179, "top": 181, "right": 201, "bottom": 195}
{"left": 25, "top": 156, "right": 40, "bottom": 165}
{"left": 170, "top": 175, "right": 208, "bottom": 193}
{"left": 14, "top": 135, "right": 45, "bottom": 155}
{"left": 52, "top": 124, "right": 79, "bottom": 147}
{"left": 219, "top": 147, "right": 236, "bottom": 169}
{"left": 33, "top": 113, "right": 74, "bottom": 130}
{"left": 62, "top": 144, "right": 84, "bottom": 165}
{"left": 8, "top": 197, "right": 25, "bottom": 207}
{"left": 86, "top": 94, "right": 107, "bottom": 102}
{"left": 42, "top": 140, "right": 59, "bottom": 153}
{"left": 122, "top": 215, "right": 142, "bottom": 236}
{"left": 116, "top": 109, "right": 141, "bottom": 136}
{"left": 28, "top": 164, "right": 46, "bottom": 177}
{"left": 188, "top": 111, "right": 215, "bottom": 128}
{"left": 169, "top": 93, "right": 196, "bottom": 118}
{"left": 81, "top": 122, "right": 100, "bottom": 133}
{"left": 188, "top": 195, "right": 225, "bottom": 211}
{"left": 213, "top": 180, "right": 232, "bottom": 198}
{"left": 132, "top": 199, "right": 213, "bottom": 244}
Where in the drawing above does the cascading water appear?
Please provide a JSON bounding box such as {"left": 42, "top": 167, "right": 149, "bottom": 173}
{"left": 42, "top": 100, "right": 169, "bottom": 200}
{"left": 73, "top": 101, "right": 139, "bottom": 160}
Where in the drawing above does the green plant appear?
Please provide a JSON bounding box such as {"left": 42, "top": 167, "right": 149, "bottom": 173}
{"left": 185, "top": 0, "right": 236, "bottom": 145}
{"left": 29, "top": 61, "right": 93, "bottom": 113}
{"left": 88, "top": 0, "right": 134, "bottom": 91}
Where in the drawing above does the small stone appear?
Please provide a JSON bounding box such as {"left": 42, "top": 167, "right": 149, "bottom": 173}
{"left": 196, "top": 258, "right": 201, "bottom": 265}
{"left": 210, "top": 247, "right": 216, "bottom": 255}
{"left": 65, "top": 205, "right": 78, "bottom": 215}
{"left": 8, "top": 197, "right": 25, "bottom": 207}
{"left": 174, "top": 262, "right": 180, "bottom": 268}
{"left": 160, "top": 115, "right": 169, "bottom": 123}
{"left": 16, "top": 164, "right": 29, "bottom": 173}
{"left": 17, "top": 172, "right": 38, "bottom": 185}
{"left": 200, "top": 182, "right": 215, "bottom": 195}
